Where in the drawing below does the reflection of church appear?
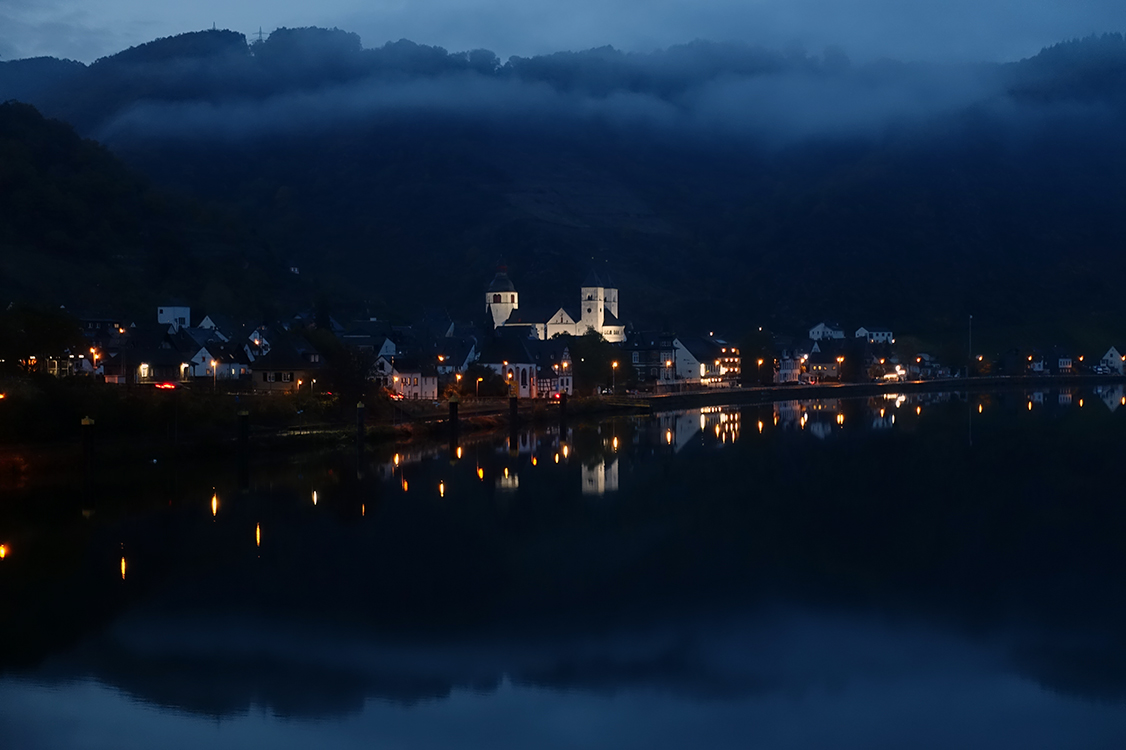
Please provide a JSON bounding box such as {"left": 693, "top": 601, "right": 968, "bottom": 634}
{"left": 486, "top": 266, "right": 626, "bottom": 343}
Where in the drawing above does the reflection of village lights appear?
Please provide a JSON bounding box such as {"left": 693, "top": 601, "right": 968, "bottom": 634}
{"left": 532, "top": 456, "right": 538, "bottom": 466}
{"left": 211, "top": 493, "right": 218, "bottom": 517}
{"left": 121, "top": 557, "right": 127, "bottom": 580}
{"left": 1079, "top": 399, "right": 1084, "bottom": 408}
{"left": 402, "top": 478, "right": 409, "bottom": 492}
{"left": 612, "top": 436, "right": 619, "bottom": 451}
{"left": 0, "top": 544, "right": 7, "bottom": 559}
{"left": 978, "top": 404, "right": 983, "bottom": 414}
{"left": 439, "top": 481, "right": 445, "bottom": 498}
{"left": 774, "top": 413, "right": 779, "bottom": 426}
{"left": 916, "top": 406, "right": 921, "bottom": 415}
{"left": 312, "top": 490, "right": 318, "bottom": 506}
{"left": 361, "top": 503, "right": 365, "bottom": 517}
{"left": 456, "top": 446, "right": 463, "bottom": 459}
{"left": 1028, "top": 401, "right": 1033, "bottom": 411}
{"left": 256, "top": 524, "right": 261, "bottom": 547}
{"left": 715, "top": 424, "right": 721, "bottom": 437}
{"left": 562, "top": 445, "right": 570, "bottom": 459}
{"left": 666, "top": 429, "right": 673, "bottom": 445}
{"left": 758, "top": 420, "right": 764, "bottom": 433}
{"left": 477, "top": 467, "right": 485, "bottom": 480}
{"left": 880, "top": 408, "right": 885, "bottom": 418}
{"left": 554, "top": 453, "right": 560, "bottom": 464}
{"left": 393, "top": 454, "right": 400, "bottom": 466}
{"left": 836, "top": 413, "right": 845, "bottom": 425}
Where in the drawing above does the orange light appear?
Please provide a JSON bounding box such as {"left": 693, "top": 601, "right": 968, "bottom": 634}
{"left": 757, "top": 420, "right": 764, "bottom": 433}
{"left": 312, "top": 490, "right": 318, "bottom": 506}
{"left": 0, "top": 544, "right": 7, "bottom": 559}
{"left": 361, "top": 503, "right": 365, "bottom": 516}
{"left": 1028, "top": 401, "right": 1033, "bottom": 411}
{"left": 439, "top": 481, "right": 445, "bottom": 498}
{"left": 256, "top": 524, "right": 261, "bottom": 547}
{"left": 121, "top": 557, "right": 127, "bottom": 580}
{"left": 916, "top": 406, "right": 921, "bottom": 415}
{"left": 393, "top": 453, "right": 400, "bottom": 466}
{"left": 0, "top": 393, "right": 5, "bottom": 400}
{"left": 456, "top": 446, "right": 463, "bottom": 459}
{"left": 211, "top": 493, "right": 218, "bottom": 517}
{"left": 402, "top": 478, "right": 409, "bottom": 492}
{"left": 531, "top": 456, "right": 537, "bottom": 466}
{"left": 978, "top": 404, "right": 983, "bottom": 413}
{"left": 477, "top": 467, "right": 484, "bottom": 480}
{"left": 554, "top": 453, "right": 560, "bottom": 464}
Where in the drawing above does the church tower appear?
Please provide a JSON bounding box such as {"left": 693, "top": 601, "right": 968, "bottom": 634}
{"left": 485, "top": 263, "right": 518, "bottom": 329}
{"left": 580, "top": 269, "right": 605, "bottom": 333}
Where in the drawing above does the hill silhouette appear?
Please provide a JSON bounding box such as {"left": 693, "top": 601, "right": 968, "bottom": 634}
{"left": 2, "top": 29, "right": 1126, "bottom": 347}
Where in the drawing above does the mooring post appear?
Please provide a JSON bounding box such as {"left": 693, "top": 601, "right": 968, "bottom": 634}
{"left": 81, "top": 416, "right": 95, "bottom": 477}
{"left": 356, "top": 401, "right": 366, "bottom": 444}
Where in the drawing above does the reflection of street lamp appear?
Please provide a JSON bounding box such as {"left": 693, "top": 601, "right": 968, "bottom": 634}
{"left": 612, "top": 361, "right": 618, "bottom": 392}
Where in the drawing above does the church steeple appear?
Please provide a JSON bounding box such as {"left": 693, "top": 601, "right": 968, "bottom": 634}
{"left": 485, "top": 261, "right": 518, "bottom": 328}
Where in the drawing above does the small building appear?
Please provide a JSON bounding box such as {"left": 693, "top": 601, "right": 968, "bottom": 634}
{"left": 855, "top": 326, "right": 893, "bottom": 344}
{"left": 251, "top": 341, "right": 323, "bottom": 393}
{"left": 809, "top": 322, "right": 845, "bottom": 341}
{"left": 1100, "top": 346, "right": 1126, "bottom": 375}
{"left": 375, "top": 356, "right": 439, "bottom": 400}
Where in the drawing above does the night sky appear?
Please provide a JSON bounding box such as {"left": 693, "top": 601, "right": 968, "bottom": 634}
{"left": 2, "top": 0, "right": 1123, "bottom": 63}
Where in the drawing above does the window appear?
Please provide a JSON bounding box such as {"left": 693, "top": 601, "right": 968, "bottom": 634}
{"left": 282, "top": 372, "right": 293, "bottom": 382}
{"left": 493, "top": 294, "right": 501, "bottom": 303}
{"left": 413, "top": 377, "right": 418, "bottom": 385}
{"left": 510, "top": 295, "right": 515, "bottom": 303}
{"left": 521, "top": 369, "right": 528, "bottom": 387}
{"left": 632, "top": 352, "right": 639, "bottom": 364}
{"left": 266, "top": 372, "right": 276, "bottom": 382}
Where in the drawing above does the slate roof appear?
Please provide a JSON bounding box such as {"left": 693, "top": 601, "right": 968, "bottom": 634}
{"left": 486, "top": 268, "right": 516, "bottom": 293}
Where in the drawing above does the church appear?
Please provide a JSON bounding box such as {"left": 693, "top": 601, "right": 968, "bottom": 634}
{"left": 485, "top": 265, "right": 626, "bottom": 343}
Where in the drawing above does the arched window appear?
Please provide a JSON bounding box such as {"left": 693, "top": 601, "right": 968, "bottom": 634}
{"left": 493, "top": 294, "right": 501, "bottom": 303}
{"left": 510, "top": 295, "right": 515, "bottom": 303}
{"left": 521, "top": 368, "right": 528, "bottom": 387}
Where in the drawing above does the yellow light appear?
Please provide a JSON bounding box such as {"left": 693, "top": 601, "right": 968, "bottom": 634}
{"left": 439, "top": 481, "right": 445, "bottom": 498}
{"left": 836, "top": 413, "right": 844, "bottom": 425}
{"left": 1028, "top": 401, "right": 1033, "bottom": 411}
{"left": 0, "top": 544, "right": 7, "bottom": 559}
{"left": 402, "top": 478, "right": 409, "bottom": 492}
{"left": 612, "top": 436, "right": 619, "bottom": 451}
{"left": 456, "top": 446, "right": 463, "bottom": 459}
{"left": 880, "top": 408, "right": 885, "bottom": 418}
{"left": 256, "top": 524, "right": 261, "bottom": 547}
{"left": 532, "top": 456, "right": 538, "bottom": 466}
{"left": 361, "top": 503, "right": 365, "bottom": 516}
{"left": 916, "top": 406, "right": 922, "bottom": 415}
{"left": 312, "top": 490, "right": 318, "bottom": 505}
{"left": 211, "top": 493, "right": 218, "bottom": 517}
{"left": 554, "top": 453, "right": 560, "bottom": 464}
{"left": 757, "top": 420, "right": 763, "bottom": 433}
{"left": 978, "top": 404, "right": 983, "bottom": 413}
{"left": 1079, "top": 399, "right": 1084, "bottom": 407}
{"left": 456, "top": 373, "right": 462, "bottom": 381}
{"left": 612, "top": 361, "right": 619, "bottom": 369}
{"left": 121, "top": 557, "right": 127, "bottom": 580}
{"left": 504, "top": 467, "right": 509, "bottom": 479}
{"left": 393, "top": 453, "right": 400, "bottom": 466}
{"left": 562, "top": 445, "right": 569, "bottom": 459}
{"left": 666, "top": 429, "right": 673, "bottom": 445}
{"left": 715, "top": 424, "right": 721, "bottom": 437}
{"left": 477, "top": 467, "right": 485, "bottom": 479}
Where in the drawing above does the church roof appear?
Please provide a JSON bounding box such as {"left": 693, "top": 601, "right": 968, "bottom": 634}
{"left": 486, "top": 267, "right": 516, "bottom": 293}
{"left": 603, "top": 309, "right": 622, "bottom": 327}
{"left": 581, "top": 269, "right": 603, "bottom": 288}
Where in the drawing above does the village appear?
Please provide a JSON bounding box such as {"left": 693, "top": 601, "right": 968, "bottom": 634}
{"left": 17, "top": 263, "right": 1126, "bottom": 401}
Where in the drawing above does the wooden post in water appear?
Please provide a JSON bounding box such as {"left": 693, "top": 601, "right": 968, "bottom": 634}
{"left": 81, "top": 416, "right": 95, "bottom": 477}
{"left": 448, "top": 393, "right": 460, "bottom": 460}
{"left": 509, "top": 396, "right": 519, "bottom": 456}
{"left": 356, "top": 401, "right": 366, "bottom": 444}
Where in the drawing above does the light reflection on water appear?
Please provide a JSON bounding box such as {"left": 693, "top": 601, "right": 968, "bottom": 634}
{"left": 3, "top": 388, "right": 1126, "bottom": 748}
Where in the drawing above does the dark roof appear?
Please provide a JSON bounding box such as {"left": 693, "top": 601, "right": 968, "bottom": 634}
{"left": 859, "top": 325, "right": 892, "bottom": 333}
{"left": 677, "top": 336, "right": 722, "bottom": 363}
{"left": 603, "top": 309, "right": 622, "bottom": 326}
{"left": 502, "top": 306, "right": 552, "bottom": 325}
{"left": 478, "top": 337, "right": 534, "bottom": 365}
{"left": 486, "top": 268, "right": 516, "bottom": 293}
{"left": 387, "top": 356, "right": 438, "bottom": 376}
{"left": 582, "top": 269, "right": 603, "bottom": 287}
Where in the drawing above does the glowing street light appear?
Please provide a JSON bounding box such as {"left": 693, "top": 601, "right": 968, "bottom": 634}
{"left": 612, "top": 361, "right": 619, "bottom": 392}
{"left": 211, "top": 359, "right": 218, "bottom": 391}
{"left": 476, "top": 377, "right": 483, "bottom": 396}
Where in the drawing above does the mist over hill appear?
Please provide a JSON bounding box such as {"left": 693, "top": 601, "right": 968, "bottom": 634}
{"left": 2, "top": 29, "right": 1126, "bottom": 346}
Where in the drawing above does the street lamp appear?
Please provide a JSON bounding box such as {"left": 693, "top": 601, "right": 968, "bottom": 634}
{"left": 211, "top": 359, "right": 217, "bottom": 391}
{"left": 476, "top": 377, "right": 483, "bottom": 397}
{"left": 756, "top": 358, "right": 764, "bottom": 384}
{"left": 836, "top": 356, "right": 844, "bottom": 381}
{"left": 612, "top": 361, "right": 618, "bottom": 392}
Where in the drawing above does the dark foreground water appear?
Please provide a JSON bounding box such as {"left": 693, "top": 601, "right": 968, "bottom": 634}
{"left": 3, "top": 386, "right": 1126, "bottom": 749}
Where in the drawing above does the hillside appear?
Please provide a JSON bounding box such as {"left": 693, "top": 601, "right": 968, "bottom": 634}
{"left": 0, "top": 101, "right": 304, "bottom": 319}
{"left": 3, "top": 30, "right": 1126, "bottom": 347}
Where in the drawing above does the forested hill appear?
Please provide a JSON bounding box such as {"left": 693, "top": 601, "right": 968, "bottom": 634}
{"left": 3, "top": 30, "right": 1126, "bottom": 347}
{"left": 0, "top": 101, "right": 301, "bottom": 318}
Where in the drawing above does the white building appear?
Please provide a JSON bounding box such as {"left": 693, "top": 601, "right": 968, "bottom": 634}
{"left": 157, "top": 305, "right": 190, "bottom": 331}
{"left": 490, "top": 267, "right": 626, "bottom": 343}
{"left": 1100, "top": 346, "right": 1125, "bottom": 375}
{"left": 809, "top": 322, "right": 845, "bottom": 341}
{"left": 856, "top": 326, "right": 894, "bottom": 344}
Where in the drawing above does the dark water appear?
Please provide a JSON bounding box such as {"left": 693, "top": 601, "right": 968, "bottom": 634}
{"left": 3, "top": 386, "right": 1126, "bottom": 749}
